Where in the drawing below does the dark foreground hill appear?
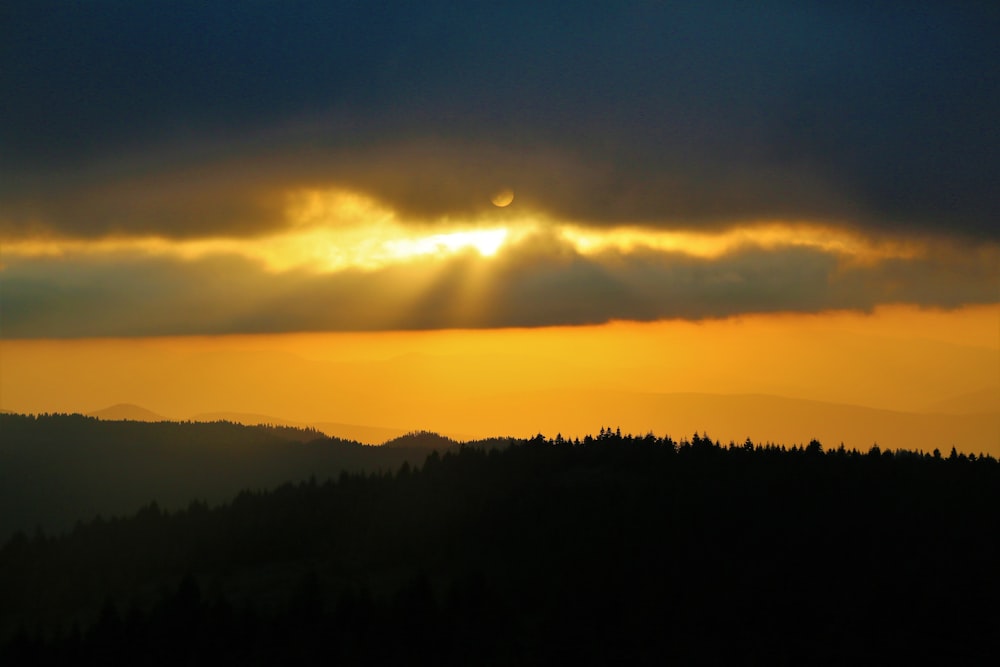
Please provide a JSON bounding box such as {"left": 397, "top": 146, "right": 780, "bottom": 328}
{"left": 0, "top": 413, "right": 457, "bottom": 541}
{"left": 2, "top": 429, "right": 998, "bottom": 665}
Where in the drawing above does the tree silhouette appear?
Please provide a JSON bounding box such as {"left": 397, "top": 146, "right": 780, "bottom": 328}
{"left": 0, "top": 423, "right": 997, "bottom": 664}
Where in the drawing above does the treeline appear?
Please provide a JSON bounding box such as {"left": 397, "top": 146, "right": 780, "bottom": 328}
{"left": 2, "top": 430, "right": 998, "bottom": 664}
{"left": 1, "top": 411, "right": 326, "bottom": 439}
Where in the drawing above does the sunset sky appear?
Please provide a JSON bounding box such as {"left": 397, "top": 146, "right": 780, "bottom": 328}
{"left": 2, "top": 3, "right": 997, "bottom": 452}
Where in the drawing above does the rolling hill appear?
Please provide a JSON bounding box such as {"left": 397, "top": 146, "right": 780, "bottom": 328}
{"left": 86, "top": 403, "right": 167, "bottom": 421}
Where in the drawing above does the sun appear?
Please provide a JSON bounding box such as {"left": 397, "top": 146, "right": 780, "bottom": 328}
{"left": 384, "top": 227, "right": 510, "bottom": 261}
{"left": 439, "top": 228, "right": 509, "bottom": 256}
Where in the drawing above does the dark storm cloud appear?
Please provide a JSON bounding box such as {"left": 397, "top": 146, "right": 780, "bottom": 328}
{"left": 2, "top": 235, "right": 996, "bottom": 338}
{"left": 2, "top": 2, "right": 997, "bottom": 240}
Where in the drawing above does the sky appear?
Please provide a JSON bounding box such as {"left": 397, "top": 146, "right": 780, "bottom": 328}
{"left": 1, "top": 2, "right": 998, "bottom": 450}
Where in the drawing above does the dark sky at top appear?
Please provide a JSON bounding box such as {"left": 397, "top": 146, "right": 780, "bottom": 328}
{"left": 2, "top": 1, "right": 998, "bottom": 239}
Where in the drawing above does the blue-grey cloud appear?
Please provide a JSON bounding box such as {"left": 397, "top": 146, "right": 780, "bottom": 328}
{"left": 2, "top": 234, "right": 996, "bottom": 338}
{"left": 2, "top": 2, "right": 997, "bottom": 240}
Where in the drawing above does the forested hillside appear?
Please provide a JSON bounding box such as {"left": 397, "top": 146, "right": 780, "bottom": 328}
{"left": 2, "top": 428, "right": 997, "bottom": 665}
{"left": 0, "top": 414, "right": 453, "bottom": 540}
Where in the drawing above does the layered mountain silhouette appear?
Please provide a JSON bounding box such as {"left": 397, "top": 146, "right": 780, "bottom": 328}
{"left": 86, "top": 403, "right": 167, "bottom": 422}
{"left": 2, "top": 423, "right": 997, "bottom": 665}
{"left": 8, "top": 328, "right": 996, "bottom": 451}
{"left": 921, "top": 386, "right": 1000, "bottom": 414}
{"left": 0, "top": 414, "right": 458, "bottom": 541}
{"left": 80, "top": 406, "right": 462, "bottom": 445}
{"left": 77, "top": 388, "right": 1000, "bottom": 455}
{"left": 188, "top": 412, "right": 465, "bottom": 445}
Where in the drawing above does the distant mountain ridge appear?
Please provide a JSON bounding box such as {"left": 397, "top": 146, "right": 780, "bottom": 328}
{"left": 44, "top": 387, "right": 1000, "bottom": 456}
{"left": 441, "top": 389, "right": 1000, "bottom": 456}
{"left": 87, "top": 403, "right": 167, "bottom": 421}
{"left": 188, "top": 410, "right": 300, "bottom": 427}
{"left": 920, "top": 386, "right": 1000, "bottom": 415}
{"left": 0, "top": 413, "right": 458, "bottom": 541}
{"left": 81, "top": 406, "right": 415, "bottom": 445}
{"left": 189, "top": 412, "right": 418, "bottom": 444}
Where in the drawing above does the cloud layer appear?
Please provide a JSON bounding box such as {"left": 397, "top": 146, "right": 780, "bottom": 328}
{"left": 2, "top": 2, "right": 997, "bottom": 337}
{"left": 3, "top": 232, "right": 996, "bottom": 338}
{"left": 3, "top": 2, "right": 998, "bottom": 241}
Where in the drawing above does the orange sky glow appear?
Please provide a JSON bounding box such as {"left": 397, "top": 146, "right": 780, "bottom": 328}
{"left": 3, "top": 304, "right": 996, "bottom": 455}
{"left": 2, "top": 5, "right": 998, "bottom": 460}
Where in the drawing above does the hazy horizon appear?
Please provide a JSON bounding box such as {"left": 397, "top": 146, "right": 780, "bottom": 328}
{"left": 4, "top": 305, "right": 997, "bottom": 454}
